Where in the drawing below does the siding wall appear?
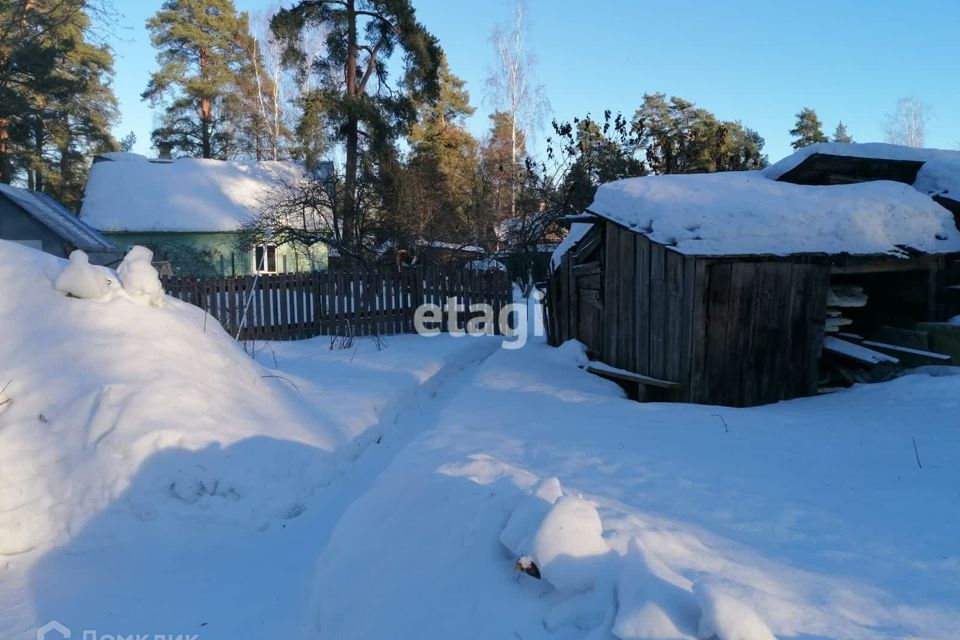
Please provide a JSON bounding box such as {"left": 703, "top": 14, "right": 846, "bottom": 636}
{"left": 0, "top": 198, "right": 69, "bottom": 257}
{"left": 107, "top": 232, "right": 328, "bottom": 277}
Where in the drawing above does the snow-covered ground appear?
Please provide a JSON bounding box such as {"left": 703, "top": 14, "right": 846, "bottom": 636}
{"left": 304, "top": 341, "right": 960, "bottom": 640}
{"left": 1, "top": 239, "right": 958, "bottom": 639}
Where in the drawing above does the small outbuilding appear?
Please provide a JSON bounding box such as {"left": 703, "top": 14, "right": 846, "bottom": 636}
{"left": 545, "top": 143, "right": 960, "bottom": 407}
{"left": 0, "top": 183, "right": 119, "bottom": 264}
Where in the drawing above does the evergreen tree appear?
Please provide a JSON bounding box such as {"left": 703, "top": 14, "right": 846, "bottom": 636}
{"left": 271, "top": 0, "right": 442, "bottom": 259}
{"left": 402, "top": 55, "right": 479, "bottom": 244}
{"left": 293, "top": 95, "right": 330, "bottom": 173}
{"left": 143, "top": 0, "right": 254, "bottom": 159}
{"left": 119, "top": 132, "right": 137, "bottom": 152}
{"left": 482, "top": 111, "right": 526, "bottom": 223}
{"left": 633, "top": 94, "right": 766, "bottom": 174}
{"left": 832, "top": 121, "right": 853, "bottom": 143}
{"left": 0, "top": 0, "right": 118, "bottom": 207}
{"left": 789, "top": 107, "right": 828, "bottom": 149}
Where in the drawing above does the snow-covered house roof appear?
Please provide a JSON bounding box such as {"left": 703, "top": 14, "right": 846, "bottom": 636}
{"left": 0, "top": 183, "right": 117, "bottom": 253}
{"left": 583, "top": 170, "right": 960, "bottom": 257}
{"left": 80, "top": 153, "right": 304, "bottom": 233}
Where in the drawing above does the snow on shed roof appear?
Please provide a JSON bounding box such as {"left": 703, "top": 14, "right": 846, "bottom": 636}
{"left": 550, "top": 223, "right": 592, "bottom": 270}
{"left": 80, "top": 153, "right": 304, "bottom": 233}
{"left": 585, "top": 170, "right": 960, "bottom": 257}
{"left": 764, "top": 142, "right": 960, "bottom": 202}
{"left": 0, "top": 183, "right": 117, "bottom": 253}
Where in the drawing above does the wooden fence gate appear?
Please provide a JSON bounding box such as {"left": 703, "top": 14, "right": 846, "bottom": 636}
{"left": 162, "top": 265, "right": 513, "bottom": 341}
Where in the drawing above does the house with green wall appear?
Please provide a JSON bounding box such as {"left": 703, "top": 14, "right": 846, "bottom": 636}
{"left": 79, "top": 152, "right": 328, "bottom": 277}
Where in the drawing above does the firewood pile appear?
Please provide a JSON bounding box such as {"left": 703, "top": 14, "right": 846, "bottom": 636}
{"left": 818, "top": 283, "right": 951, "bottom": 393}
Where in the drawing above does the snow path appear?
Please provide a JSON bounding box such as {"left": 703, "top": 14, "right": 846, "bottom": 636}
{"left": 11, "top": 335, "right": 499, "bottom": 640}
{"left": 303, "top": 340, "right": 960, "bottom": 640}
{"left": 259, "top": 335, "right": 502, "bottom": 563}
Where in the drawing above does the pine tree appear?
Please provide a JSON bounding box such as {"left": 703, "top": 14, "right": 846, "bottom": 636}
{"left": 44, "top": 35, "right": 119, "bottom": 208}
{"left": 119, "top": 132, "right": 137, "bottom": 152}
{"left": 406, "top": 54, "right": 478, "bottom": 239}
{"left": 633, "top": 94, "right": 766, "bottom": 174}
{"left": 270, "top": 0, "right": 442, "bottom": 259}
{"left": 789, "top": 108, "right": 828, "bottom": 149}
{"left": 0, "top": 1, "right": 118, "bottom": 206}
{"left": 482, "top": 111, "right": 526, "bottom": 223}
{"left": 143, "top": 0, "right": 254, "bottom": 159}
{"left": 832, "top": 122, "right": 853, "bottom": 143}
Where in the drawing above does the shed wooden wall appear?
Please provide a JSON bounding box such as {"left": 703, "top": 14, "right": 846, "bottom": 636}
{"left": 545, "top": 221, "right": 832, "bottom": 407}
{"left": 691, "top": 259, "right": 830, "bottom": 406}
{"left": 601, "top": 223, "right": 695, "bottom": 399}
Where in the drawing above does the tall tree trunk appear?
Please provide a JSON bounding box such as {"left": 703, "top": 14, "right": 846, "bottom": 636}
{"left": 0, "top": 118, "right": 11, "bottom": 183}
{"left": 32, "top": 122, "right": 43, "bottom": 192}
{"left": 201, "top": 97, "right": 212, "bottom": 158}
{"left": 272, "top": 78, "right": 281, "bottom": 161}
{"left": 200, "top": 47, "right": 212, "bottom": 158}
{"left": 58, "top": 140, "right": 70, "bottom": 207}
{"left": 342, "top": 0, "right": 358, "bottom": 258}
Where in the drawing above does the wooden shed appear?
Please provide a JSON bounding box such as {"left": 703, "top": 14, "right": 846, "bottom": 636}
{"left": 545, "top": 148, "right": 960, "bottom": 407}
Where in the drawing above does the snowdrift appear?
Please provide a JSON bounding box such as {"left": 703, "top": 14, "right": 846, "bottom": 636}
{"left": 0, "top": 240, "right": 328, "bottom": 556}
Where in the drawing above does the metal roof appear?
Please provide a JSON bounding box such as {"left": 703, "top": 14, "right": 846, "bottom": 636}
{"left": 0, "top": 183, "right": 117, "bottom": 253}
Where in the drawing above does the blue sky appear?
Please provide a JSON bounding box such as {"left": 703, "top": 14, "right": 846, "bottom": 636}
{"left": 110, "top": 0, "right": 960, "bottom": 163}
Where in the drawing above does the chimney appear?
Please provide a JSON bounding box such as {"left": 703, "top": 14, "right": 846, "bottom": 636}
{"left": 158, "top": 142, "right": 172, "bottom": 160}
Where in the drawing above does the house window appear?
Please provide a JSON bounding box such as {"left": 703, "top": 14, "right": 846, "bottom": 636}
{"left": 254, "top": 244, "right": 277, "bottom": 273}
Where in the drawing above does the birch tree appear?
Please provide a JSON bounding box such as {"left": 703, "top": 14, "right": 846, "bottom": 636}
{"left": 885, "top": 97, "right": 929, "bottom": 148}
{"left": 485, "top": 0, "right": 547, "bottom": 220}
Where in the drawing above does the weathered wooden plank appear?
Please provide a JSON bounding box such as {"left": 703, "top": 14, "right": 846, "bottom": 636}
{"left": 586, "top": 362, "right": 683, "bottom": 390}
{"left": 648, "top": 242, "right": 667, "bottom": 379}
{"left": 602, "top": 223, "right": 619, "bottom": 363}
{"left": 678, "top": 255, "right": 697, "bottom": 399}
{"left": 634, "top": 235, "right": 650, "bottom": 375}
{"left": 701, "top": 262, "right": 732, "bottom": 404}
{"left": 621, "top": 229, "right": 636, "bottom": 372}
{"left": 717, "top": 263, "right": 751, "bottom": 406}
{"left": 664, "top": 250, "right": 684, "bottom": 385}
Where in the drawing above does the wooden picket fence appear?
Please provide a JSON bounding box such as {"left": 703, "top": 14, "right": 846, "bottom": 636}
{"left": 162, "top": 265, "right": 513, "bottom": 341}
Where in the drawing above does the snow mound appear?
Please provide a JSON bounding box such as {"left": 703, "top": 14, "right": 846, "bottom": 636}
{"left": 501, "top": 478, "right": 614, "bottom": 592}
{"left": 498, "top": 475, "right": 784, "bottom": 639}
{"left": 54, "top": 250, "right": 112, "bottom": 299}
{"left": 613, "top": 539, "right": 699, "bottom": 640}
{"left": 500, "top": 476, "right": 563, "bottom": 557}
{"left": 915, "top": 156, "right": 960, "bottom": 199}
{"left": 532, "top": 495, "right": 612, "bottom": 591}
{"left": 0, "top": 240, "right": 326, "bottom": 555}
{"left": 693, "top": 582, "right": 777, "bottom": 640}
{"left": 117, "top": 245, "right": 163, "bottom": 306}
